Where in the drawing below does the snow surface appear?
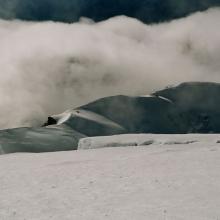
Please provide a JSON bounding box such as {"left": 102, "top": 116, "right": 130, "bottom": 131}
{"left": 139, "top": 95, "right": 173, "bottom": 104}
{"left": 1, "top": 134, "right": 220, "bottom": 220}
{"left": 52, "top": 109, "right": 125, "bottom": 131}
{"left": 78, "top": 133, "right": 220, "bottom": 150}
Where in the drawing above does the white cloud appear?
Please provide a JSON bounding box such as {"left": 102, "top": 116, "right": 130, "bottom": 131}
{"left": 0, "top": 8, "right": 220, "bottom": 129}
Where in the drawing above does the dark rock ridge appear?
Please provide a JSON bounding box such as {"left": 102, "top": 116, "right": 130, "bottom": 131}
{"left": 0, "top": 82, "right": 220, "bottom": 154}
{"left": 153, "top": 82, "right": 220, "bottom": 133}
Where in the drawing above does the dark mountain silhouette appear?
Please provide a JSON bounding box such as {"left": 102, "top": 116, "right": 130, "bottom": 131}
{"left": 154, "top": 82, "right": 220, "bottom": 133}
{"left": 1, "top": 82, "right": 220, "bottom": 154}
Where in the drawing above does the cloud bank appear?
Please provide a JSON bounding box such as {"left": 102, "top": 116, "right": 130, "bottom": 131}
{"left": 0, "top": 8, "right": 220, "bottom": 129}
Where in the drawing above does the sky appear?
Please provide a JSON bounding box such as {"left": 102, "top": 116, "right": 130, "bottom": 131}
{"left": 0, "top": 0, "right": 220, "bottom": 23}
{"left": 0, "top": 1, "right": 220, "bottom": 129}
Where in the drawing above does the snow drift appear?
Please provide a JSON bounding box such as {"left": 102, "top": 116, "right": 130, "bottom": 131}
{"left": 78, "top": 133, "right": 219, "bottom": 150}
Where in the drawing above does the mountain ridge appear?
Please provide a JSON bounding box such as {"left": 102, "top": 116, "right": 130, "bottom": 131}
{"left": 1, "top": 81, "right": 220, "bottom": 154}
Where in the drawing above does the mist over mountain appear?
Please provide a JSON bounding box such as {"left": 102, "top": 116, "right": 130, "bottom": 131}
{"left": 0, "top": 8, "right": 220, "bottom": 129}
{"left": 1, "top": 82, "right": 220, "bottom": 154}
{"left": 45, "top": 82, "right": 220, "bottom": 135}
{"left": 0, "top": 0, "right": 220, "bottom": 23}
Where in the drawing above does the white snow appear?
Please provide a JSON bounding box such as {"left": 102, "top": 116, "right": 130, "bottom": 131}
{"left": 78, "top": 133, "right": 219, "bottom": 150}
{"left": 1, "top": 134, "right": 220, "bottom": 220}
{"left": 139, "top": 95, "right": 173, "bottom": 103}
{"left": 139, "top": 95, "right": 155, "bottom": 98}
{"left": 157, "top": 96, "right": 174, "bottom": 104}
{"left": 51, "top": 109, "right": 125, "bottom": 130}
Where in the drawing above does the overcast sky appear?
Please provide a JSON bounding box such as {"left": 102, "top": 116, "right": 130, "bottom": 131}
{"left": 0, "top": 0, "right": 219, "bottom": 23}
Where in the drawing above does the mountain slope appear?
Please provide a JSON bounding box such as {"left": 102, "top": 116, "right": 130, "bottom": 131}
{"left": 0, "top": 125, "right": 85, "bottom": 154}
{"left": 1, "top": 82, "right": 220, "bottom": 154}
{"left": 154, "top": 82, "right": 220, "bottom": 133}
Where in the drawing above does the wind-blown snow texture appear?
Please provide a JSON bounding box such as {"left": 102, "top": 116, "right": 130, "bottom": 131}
{"left": 1, "top": 136, "right": 220, "bottom": 219}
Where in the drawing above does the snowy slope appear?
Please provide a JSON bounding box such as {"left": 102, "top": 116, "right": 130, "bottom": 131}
{"left": 50, "top": 109, "right": 126, "bottom": 136}
{"left": 1, "top": 82, "right": 220, "bottom": 155}
{"left": 0, "top": 94, "right": 187, "bottom": 155}
{"left": 78, "top": 133, "right": 220, "bottom": 150}
{"left": 46, "top": 95, "right": 188, "bottom": 135}
{"left": 1, "top": 134, "right": 220, "bottom": 220}
{"left": 42, "top": 82, "right": 220, "bottom": 135}
{"left": 0, "top": 125, "right": 85, "bottom": 154}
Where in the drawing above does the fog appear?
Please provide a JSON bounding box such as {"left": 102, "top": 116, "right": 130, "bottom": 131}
{"left": 0, "top": 8, "right": 220, "bottom": 129}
